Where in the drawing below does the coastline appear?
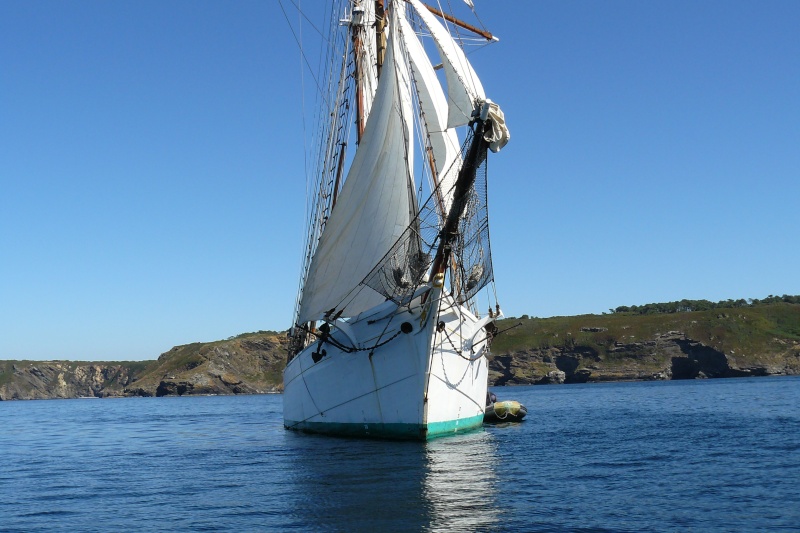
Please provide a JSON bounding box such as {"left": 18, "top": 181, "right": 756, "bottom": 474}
{"left": 3, "top": 302, "right": 798, "bottom": 400}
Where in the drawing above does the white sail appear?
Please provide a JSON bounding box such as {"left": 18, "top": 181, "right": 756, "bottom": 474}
{"left": 398, "top": 13, "right": 462, "bottom": 216}
{"left": 407, "top": 0, "right": 485, "bottom": 128}
{"left": 298, "top": 11, "right": 414, "bottom": 324}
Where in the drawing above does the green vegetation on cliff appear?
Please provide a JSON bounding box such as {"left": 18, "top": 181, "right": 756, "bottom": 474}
{"left": 494, "top": 302, "right": 800, "bottom": 356}
{"left": 490, "top": 302, "right": 800, "bottom": 384}
{"left": 124, "top": 331, "right": 286, "bottom": 397}
{"left": 610, "top": 294, "right": 800, "bottom": 315}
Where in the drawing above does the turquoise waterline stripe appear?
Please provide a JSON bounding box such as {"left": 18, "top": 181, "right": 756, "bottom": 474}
{"left": 285, "top": 413, "right": 485, "bottom": 441}
{"left": 426, "top": 413, "right": 485, "bottom": 438}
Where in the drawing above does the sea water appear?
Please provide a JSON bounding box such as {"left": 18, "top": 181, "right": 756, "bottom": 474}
{"left": 1, "top": 376, "right": 798, "bottom": 532}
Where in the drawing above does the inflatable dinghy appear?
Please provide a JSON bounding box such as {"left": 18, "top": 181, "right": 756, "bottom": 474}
{"left": 484, "top": 400, "right": 527, "bottom": 423}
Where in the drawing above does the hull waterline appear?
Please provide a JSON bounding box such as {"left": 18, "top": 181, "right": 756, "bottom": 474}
{"left": 283, "top": 291, "right": 491, "bottom": 440}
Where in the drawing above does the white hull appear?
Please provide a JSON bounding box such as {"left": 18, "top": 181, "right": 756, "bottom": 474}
{"left": 283, "top": 289, "right": 492, "bottom": 440}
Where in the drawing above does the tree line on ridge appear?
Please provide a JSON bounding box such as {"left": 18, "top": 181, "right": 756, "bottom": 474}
{"left": 610, "top": 294, "right": 800, "bottom": 316}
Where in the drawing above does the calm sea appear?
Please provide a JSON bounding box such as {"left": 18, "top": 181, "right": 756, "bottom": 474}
{"left": 1, "top": 377, "right": 798, "bottom": 532}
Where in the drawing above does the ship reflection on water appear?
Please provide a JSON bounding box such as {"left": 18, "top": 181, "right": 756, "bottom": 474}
{"left": 422, "top": 431, "right": 501, "bottom": 531}
{"left": 283, "top": 429, "right": 501, "bottom": 531}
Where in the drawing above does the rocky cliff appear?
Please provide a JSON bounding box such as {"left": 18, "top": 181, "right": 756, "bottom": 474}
{"left": 487, "top": 303, "right": 800, "bottom": 385}
{"left": 124, "top": 332, "right": 287, "bottom": 397}
{"left": 486, "top": 331, "right": 800, "bottom": 385}
{"left": 0, "top": 362, "right": 143, "bottom": 400}
{"left": 0, "top": 332, "right": 287, "bottom": 400}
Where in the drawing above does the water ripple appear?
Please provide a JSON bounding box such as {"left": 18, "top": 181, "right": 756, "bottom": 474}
{"left": 1, "top": 377, "right": 799, "bottom": 531}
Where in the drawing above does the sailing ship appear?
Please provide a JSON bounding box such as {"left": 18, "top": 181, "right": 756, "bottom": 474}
{"left": 283, "top": 0, "right": 510, "bottom": 440}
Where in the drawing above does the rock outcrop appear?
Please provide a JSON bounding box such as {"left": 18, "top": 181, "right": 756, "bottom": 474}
{"left": 0, "top": 362, "right": 137, "bottom": 400}
{"left": 0, "top": 332, "right": 287, "bottom": 400}
{"left": 486, "top": 331, "right": 799, "bottom": 385}
{"left": 124, "top": 334, "right": 287, "bottom": 397}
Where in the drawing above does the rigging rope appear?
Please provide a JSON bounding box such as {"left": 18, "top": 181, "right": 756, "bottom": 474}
{"left": 277, "top": 0, "right": 329, "bottom": 106}
{"left": 297, "top": 322, "right": 405, "bottom": 355}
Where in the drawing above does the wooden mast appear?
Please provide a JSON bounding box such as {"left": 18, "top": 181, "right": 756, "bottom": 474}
{"left": 375, "top": 2, "right": 387, "bottom": 78}
{"left": 337, "top": 0, "right": 379, "bottom": 207}
{"left": 353, "top": 22, "right": 366, "bottom": 143}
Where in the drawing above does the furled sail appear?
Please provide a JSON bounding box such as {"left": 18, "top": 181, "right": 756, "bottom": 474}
{"left": 397, "top": 13, "right": 461, "bottom": 217}
{"left": 297, "top": 11, "right": 415, "bottom": 324}
{"left": 407, "top": 0, "right": 485, "bottom": 128}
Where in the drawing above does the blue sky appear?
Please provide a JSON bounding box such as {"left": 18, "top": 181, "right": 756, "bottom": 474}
{"left": 1, "top": 0, "right": 798, "bottom": 361}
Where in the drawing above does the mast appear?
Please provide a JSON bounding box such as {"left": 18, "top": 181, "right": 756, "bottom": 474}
{"left": 353, "top": 39, "right": 365, "bottom": 143}
{"left": 426, "top": 146, "right": 446, "bottom": 217}
{"left": 352, "top": 5, "right": 367, "bottom": 143}
{"left": 375, "top": 2, "right": 387, "bottom": 77}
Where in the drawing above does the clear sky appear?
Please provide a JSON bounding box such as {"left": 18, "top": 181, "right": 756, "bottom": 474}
{"left": 1, "top": 1, "right": 798, "bottom": 361}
